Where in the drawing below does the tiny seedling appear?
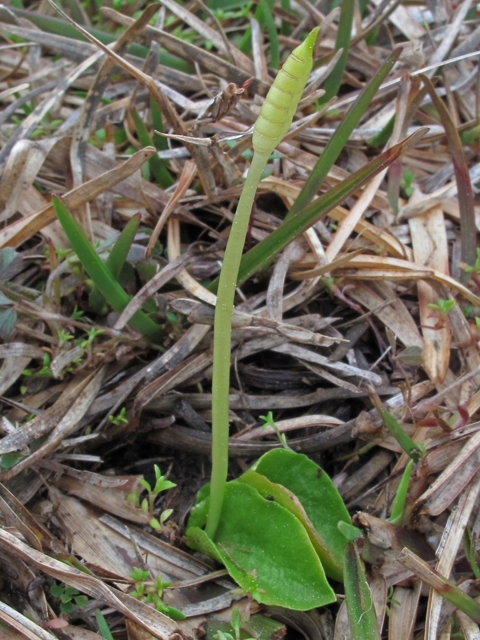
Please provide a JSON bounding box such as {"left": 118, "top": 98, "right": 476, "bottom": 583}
{"left": 129, "top": 567, "right": 184, "bottom": 619}
{"left": 79, "top": 327, "right": 105, "bottom": 350}
{"left": 427, "top": 298, "right": 456, "bottom": 316}
{"left": 475, "top": 317, "right": 480, "bottom": 337}
{"left": 259, "top": 411, "right": 292, "bottom": 451}
{"left": 385, "top": 587, "right": 401, "bottom": 617}
{"left": 465, "top": 247, "right": 480, "bottom": 273}
{"left": 108, "top": 407, "right": 128, "bottom": 426}
{"left": 71, "top": 305, "right": 84, "bottom": 321}
{"left": 58, "top": 329, "right": 73, "bottom": 347}
{"left": 50, "top": 581, "right": 88, "bottom": 613}
{"left": 400, "top": 168, "right": 416, "bottom": 197}
{"left": 138, "top": 464, "right": 176, "bottom": 531}
{"left": 23, "top": 353, "right": 53, "bottom": 379}
{"left": 214, "top": 606, "right": 257, "bottom": 640}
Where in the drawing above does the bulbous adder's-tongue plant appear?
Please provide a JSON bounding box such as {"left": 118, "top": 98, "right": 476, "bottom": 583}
{"left": 206, "top": 26, "right": 320, "bottom": 542}
{"left": 186, "top": 29, "right": 353, "bottom": 612}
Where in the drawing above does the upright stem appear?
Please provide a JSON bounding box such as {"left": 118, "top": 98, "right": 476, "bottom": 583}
{"left": 205, "top": 152, "right": 268, "bottom": 538}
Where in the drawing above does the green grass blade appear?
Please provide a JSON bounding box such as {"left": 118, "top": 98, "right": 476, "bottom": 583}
{"left": 389, "top": 459, "right": 413, "bottom": 525}
{"left": 89, "top": 213, "right": 141, "bottom": 313}
{"left": 0, "top": 6, "right": 191, "bottom": 72}
{"left": 52, "top": 197, "right": 163, "bottom": 343}
{"left": 150, "top": 98, "right": 168, "bottom": 152}
{"left": 400, "top": 548, "right": 480, "bottom": 624}
{"left": 131, "top": 109, "right": 174, "bottom": 188}
{"left": 369, "top": 388, "right": 424, "bottom": 464}
{"left": 317, "top": 0, "right": 354, "bottom": 107}
{"left": 208, "top": 129, "right": 424, "bottom": 291}
{"left": 104, "top": 214, "right": 140, "bottom": 278}
{"left": 259, "top": 0, "right": 279, "bottom": 70}
{"left": 420, "top": 74, "right": 477, "bottom": 280}
{"left": 238, "top": 0, "right": 275, "bottom": 58}
{"left": 285, "top": 48, "right": 402, "bottom": 221}
{"left": 95, "top": 610, "right": 115, "bottom": 640}
{"left": 344, "top": 542, "right": 381, "bottom": 640}
{"left": 280, "top": 0, "right": 293, "bottom": 35}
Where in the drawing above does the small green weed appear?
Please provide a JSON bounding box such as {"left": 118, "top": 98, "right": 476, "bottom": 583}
{"left": 129, "top": 567, "right": 184, "bottom": 619}
{"left": 137, "top": 464, "right": 176, "bottom": 531}
{"left": 214, "top": 606, "right": 257, "bottom": 640}
{"left": 259, "top": 411, "right": 292, "bottom": 452}
{"left": 50, "top": 581, "right": 88, "bottom": 613}
{"left": 427, "top": 298, "right": 456, "bottom": 316}
{"left": 108, "top": 407, "right": 128, "bottom": 426}
{"left": 400, "top": 168, "right": 416, "bottom": 197}
{"left": 465, "top": 247, "right": 480, "bottom": 273}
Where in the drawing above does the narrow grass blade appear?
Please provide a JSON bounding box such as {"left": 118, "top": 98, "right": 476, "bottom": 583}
{"left": 239, "top": 0, "right": 275, "bottom": 61}
{"left": 131, "top": 109, "right": 174, "bottom": 188}
{"left": 420, "top": 75, "right": 477, "bottom": 280}
{"left": 389, "top": 459, "right": 413, "bottom": 525}
{"left": 368, "top": 387, "right": 424, "bottom": 463}
{"left": 280, "top": 0, "right": 292, "bottom": 35}
{"left": 150, "top": 97, "right": 168, "bottom": 152}
{"left": 209, "top": 129, "right": 426, "bottom": 290}
{"left": 285, "top": 49, "right": 402, "bottom": 221}
{"left": 259, "top": 0, "right": 279, "bottom": 70}
{"left": 344, "top": 541, "right": 381, "bottom": 640}
{"left": 318, "top": 0, "right": 354, "bottom": 106}
{"left": 399, "top": 548, "right": 480, "bottom": 624}
{"left": 0, "top": 6, "right": 190, "bottom": 72}
{"left": 464, "top": 528, "right": 480, "bottom": 579}
{"left": 89, "top": 214, "right": 141, "bottom": 314}
{"left": 95, "top": 610, "right": 115, "bottom": 640}
{"left": 52, "top": 197, "right": 163, "bottom": 343}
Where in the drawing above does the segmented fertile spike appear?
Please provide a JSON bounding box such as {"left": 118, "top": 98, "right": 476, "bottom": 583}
{"left": 252, "top": 28, "right": 318, "bottom": 156}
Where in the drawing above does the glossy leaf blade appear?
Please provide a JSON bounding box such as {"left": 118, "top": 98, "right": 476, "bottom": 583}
{"left": 187, "top": 481, "right": 336, "bottom": 610}
{"left": 239, "top": 469, "right": 343, "bottom": 582}
{"left": 213, "top": 482, "right": 335, "bottom": 609}
{"left": 251, "top": 449, "right": 350, "bottom": 580}
{"left": 52, "top": 197, "right": 162, "bottom": 343}
{"left": 89, "top": 213, "right": 141, "bottom": 313}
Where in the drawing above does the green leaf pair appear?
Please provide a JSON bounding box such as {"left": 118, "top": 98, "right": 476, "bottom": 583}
{"left": 187, "top": 449, "right": 351, "bottom": 611}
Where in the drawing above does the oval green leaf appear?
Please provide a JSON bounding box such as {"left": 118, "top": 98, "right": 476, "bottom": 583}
{"left": 251, "top": 449, "right": 351, "bottom": 580}
{"left": 239, "top": 469, "right": 343, "bottom": 582}
{"left": 188, "top": 481, "right": 336, "bottom": 610}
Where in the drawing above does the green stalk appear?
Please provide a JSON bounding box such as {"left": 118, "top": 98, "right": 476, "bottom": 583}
{"left": 205, "top": 29, "right": 319, "bottom": 539}
{"left": 206, "top": 151, "right": 268, "bottom": 538}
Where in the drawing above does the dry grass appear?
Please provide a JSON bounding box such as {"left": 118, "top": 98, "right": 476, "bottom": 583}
{"left": 1, "top": 1, "right": 480, "bottom": 639}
